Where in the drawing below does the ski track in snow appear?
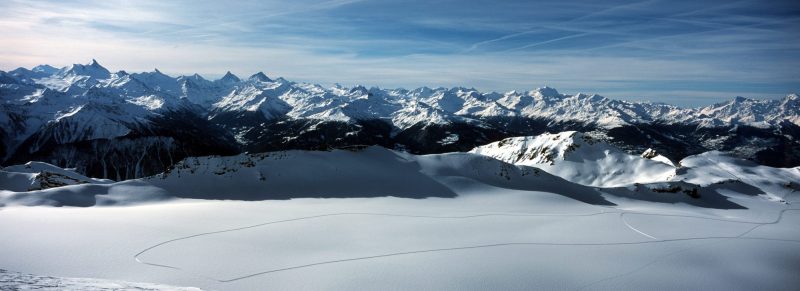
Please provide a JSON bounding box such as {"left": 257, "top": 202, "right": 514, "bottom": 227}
{"left": 575, "top": 207, "right": 800, "bottom": 290}
{"left": 133, "top": 208, "right": 800, "bottom": 283}
{"left": 619, "top": 212, "right": 658, "bottom": 240}
{"left": 575, "top": 240, "right": 716, "bottom": 290}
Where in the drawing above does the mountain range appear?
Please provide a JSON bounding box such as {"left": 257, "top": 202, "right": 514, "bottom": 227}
{"left": 2, "top": 60, "right": 798, "bottom": 180}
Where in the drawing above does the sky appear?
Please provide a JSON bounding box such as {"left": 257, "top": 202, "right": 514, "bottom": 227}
{"left": 0, "top": 0, "right": 798, "bottom": 106}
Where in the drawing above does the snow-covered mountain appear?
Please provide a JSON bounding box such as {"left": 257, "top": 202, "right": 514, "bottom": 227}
{"left": 1, "top": 60, "right": 798, "bottom": 179}
{"left": 470, "top": 131, "right": 677, "bottom": 187}
{"left": 471, "top": 132, "right": 799, "bottom": 202}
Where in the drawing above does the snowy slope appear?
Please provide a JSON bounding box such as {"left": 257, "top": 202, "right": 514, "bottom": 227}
{"left": 0, "top": 269, "right": 201, "bottom": 291}
{"left": 3, "top": 161, "right": 109, "bottom": 182}
{"left": 470, "top": 131, "right": 677, "bottom": 187}
{"left": 1, "top": 147, "right": 616, "bottom": 206}
{"left": 0, "top": 146, "right": 798, "bottom": 290}
{"left": 1, "top": 161, "right": 110, "bottom": 192}
{"left": 139, "top": 146, "right": 608, "bottom": 205}
{"left": 212, "top": 81, "right": 293, "bottom": 119}
{"left": 675, "top": 151, "right": 800, "bottom": 201}
{"left": 3, "top": 144, "right": 791, "bottom": 209}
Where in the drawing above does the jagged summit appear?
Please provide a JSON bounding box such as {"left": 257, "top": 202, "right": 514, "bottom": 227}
{"left": 248, "top": 72, "right": 271, "bottom": 82}
{"left": 218, "top": 71, "right": 241, "bottom": 84}
{"left": 58, "top": 59, "right": 111, "bottom": 79}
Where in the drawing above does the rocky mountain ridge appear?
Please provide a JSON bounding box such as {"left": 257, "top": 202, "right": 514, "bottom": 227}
{"left": 1, "top": 60, "right": 798, "bottom": 179}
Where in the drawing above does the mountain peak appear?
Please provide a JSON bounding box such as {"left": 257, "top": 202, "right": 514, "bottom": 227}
{"left": 59, "top": 59, "right": 110, "bottom": 79}
{"left": 732, "top": 96, "right": 750, "bottom": 103}
{"left": 218, "top": 71, "right": 241, "bottom": 84}
{"left": 350, "top": 85, "right": 368, "bottom": 94}
{"left": 526, "top": 86, "right": 561, "bottom": 100}
{"left": 532, "top": 86, "right": 560, "bottom": 98}
{"left": 248, "top": 72, "right": 271, "bottom": 82}
{"left": 31, "top": 64, "right": 58, "bottom": 75}
{"left": 184, "top": 73, "right": 208, "bottom": 83}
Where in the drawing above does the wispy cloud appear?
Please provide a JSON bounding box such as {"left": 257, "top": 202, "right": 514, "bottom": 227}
{"left": 464, "top": 0, "right": 658, "bottom": 52}
{"left": 502, "top": 33, "right": 592, "bottom": 52}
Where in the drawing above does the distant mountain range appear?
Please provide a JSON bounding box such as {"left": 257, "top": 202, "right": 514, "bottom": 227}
{"left": 2, "top": 60, "right": 798, "bottom": 179}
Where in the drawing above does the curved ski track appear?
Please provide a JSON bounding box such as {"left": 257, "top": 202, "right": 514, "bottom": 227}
{"left": 134, "top": 208, "right": 800, "bottom": 284}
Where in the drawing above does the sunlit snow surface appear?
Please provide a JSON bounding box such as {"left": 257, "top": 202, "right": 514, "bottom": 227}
{"left": 0, "top": 147, "right": 799, "bottom": 290}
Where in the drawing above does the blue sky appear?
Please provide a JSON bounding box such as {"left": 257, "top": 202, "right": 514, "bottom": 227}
{"left": 1, "top": 0, "right": 798, "bottom": 106}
